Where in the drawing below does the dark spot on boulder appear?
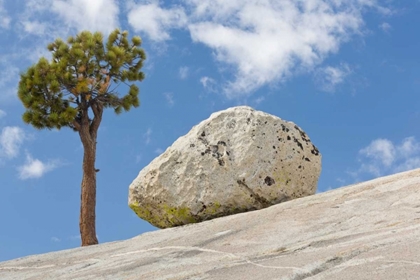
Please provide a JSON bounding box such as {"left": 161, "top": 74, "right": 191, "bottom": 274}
{"left": 201, "top": 131, "right": 206, "bottom": 137}
{"left": 264, "top": 176, "right": 275, "bottom": 186}
{"left": 298, "top": 165, "right": 302, "bottom": 169}
{"left": 311, "top": 145, "right": 320, "bottom": 156}
{"left": 293, "top": 137, "right": 304, "bottom": 150}
{"left": 201, "top": 152, "right": 205, "bottom": 156}
{"left": 294, "top": 125, "right": 310, "bottom": 143}
{"left": 226, "top": 151, "right": 230, "bottom": 156}
{"left": 273, "top": 146, "right": 276, "bottom": 149}
{"left": 247, "top": 118, "right": 251, "bottom": 124}
{"left": 217, "top": 141, "right": 226, "bottom": 146}
{"left": 287, "top": 136, "right": 291, "bottom": 140}
{"left": 281, "top": 124, "right": 290, "bottom": 132}
{"left": 190, "top": 144, "right": 195, "bottom": 148}
{"left": 305, "top": 157, "right": 311, "bottom": 162}
{"left": 218, "top": 159, "right": 225, "bottom": 166}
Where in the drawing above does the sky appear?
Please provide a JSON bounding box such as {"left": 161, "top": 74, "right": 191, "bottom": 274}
{"left": 0, "top": 0, "right": 419, "bottom": 262}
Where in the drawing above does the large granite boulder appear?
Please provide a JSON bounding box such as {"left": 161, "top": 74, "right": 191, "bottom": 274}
{"left": 129, "top": 106, "right": 321, "bottom": 228}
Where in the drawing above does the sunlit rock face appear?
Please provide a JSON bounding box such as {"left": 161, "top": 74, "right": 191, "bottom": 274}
{"left": 128, "top": 106, "right": 321, "bottom": 228}
{"left": 6, "top": 169, "right": 420, "bottom": 280}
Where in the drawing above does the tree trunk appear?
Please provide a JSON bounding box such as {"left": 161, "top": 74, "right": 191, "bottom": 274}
{"left": 77, "top": 100, "right": 102, "bottom": 246}
{"left": 79, "top": 131, "right": 99, "bottom": 246}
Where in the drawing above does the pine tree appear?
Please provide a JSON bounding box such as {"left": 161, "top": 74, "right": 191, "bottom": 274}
{"left": 18, "top": 29, "right": 146, "bottom": 246}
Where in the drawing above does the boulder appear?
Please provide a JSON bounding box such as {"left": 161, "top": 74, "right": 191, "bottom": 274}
{"left": 129, "top": 106, "right": 321, "bottom": 228}
{"left": 3, "top": 169, "right": 420, "bottom": 280}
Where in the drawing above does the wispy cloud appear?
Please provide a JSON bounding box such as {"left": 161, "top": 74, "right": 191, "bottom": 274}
{"left": 69, "top": 235, "right": 81, "bottom": 241}
{"left": 143, "top": 128, "right": 152, "bottom": 145}
{"left": 200, "top": 76, "right": 217, "bottom": 92}
{"left": 0, "top": 109, "right": 6, "bottom": 119}
{"left": 135, "top": 154, "right": 142, "bottom": 163}
{"left": 128, "top": 1, "right": 187, "bottom": 42}
{"left": 0, "top": 0, "right": 11, "bottom": 29}
{"left": 51, "top": 236, "right": 61, "bottom": 242}
{"left": 155, "top": 148, "right": 163, "bottom": 155}
{"left": 163, "top": 92, "right": 175, "bottom": 107}
{"left": 354, "top": 137, "right": 420, "bottom": 179}
{"left": 17, "top": 153, "right": 60, "bottom": 180}
{"left": 0, "top": 126, "right": 25, "bottom": 159}
{"left": 128, "top": 0, "right": 393, "bottom": 98}
{"left": 379, "top": 22, "right": 392, "bottom": 33}
{"left": 253, "top": 96, "right": 265, "bottom": 106}
{"left": 315, "top": 64, "right": 352, "bottom": 93}
{"left": 21, "top": 20, "right": 47, "bottom": 35}
{"left": 51, "top": 0, "right": 119, "bottom": 34}
{"left": 0, "top": 65, "right": 19, "bottom": 102}
{"left": 178, "top": 66, "right": 189, "bottom": 80}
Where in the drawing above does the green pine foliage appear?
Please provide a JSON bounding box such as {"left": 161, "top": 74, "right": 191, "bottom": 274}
{"left": 18, "top": 29, "right": 146, "bottom": 130}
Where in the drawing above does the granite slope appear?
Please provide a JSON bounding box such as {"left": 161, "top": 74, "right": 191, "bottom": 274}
{"left": 1, "top": 168, "right": 420, "bottom": 280}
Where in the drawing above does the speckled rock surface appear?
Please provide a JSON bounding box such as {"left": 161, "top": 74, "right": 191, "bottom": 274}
{"left": 2, "top": 169, "right": 420, "bottom": 280}
{"left": 129, "top": 106, "right": 321, "bottom": 228}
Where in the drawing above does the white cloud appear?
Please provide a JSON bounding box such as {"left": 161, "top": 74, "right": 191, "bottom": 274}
{"left": 129, "top": 0, "right": 390, "bottom": 98}
{"left": 51, "top": 237, "right": 61, "bottom": 242}
{"left": 52, "top": 0, "right": 119, "bottom": 34}
{"left": 164, "top": 92, "right": 175, "bottom": 107}
{"left": 25, "top": 0, "right": 52, "bottom": 12}
{"left": 155, "top": 148, "right": 163, "bottom": 154}
{"left": 0, "top": 109, "right": 6, "bottom": 119}
{"left": 0, "top": 0, "right": 11, "bottom": 29}
{"left": 186, "top": 0, "right": 379, "bottom": 98}
{"left": 379, "top": 22, "right": 391, "bottom": 33}
{"left": 394, "top": 157, "right": 420, "bottom": 173}
{"left": 178, "top": 66, "right": 189, "bottom": 80}
{"left": 18, "top": 154, "right": 59, "bottom": 180}
{"left": 21, "top": 20, "right": 47, "bottom": 35}
{"left": 143, "top": 128, "right": 152, "bottom": 145}
{"left": 357, "top": 137, "right": 420, "bottom": 177}
{"left": 128, "top": 2, "right": 187, "bottom": 42}
{"left": 397, "top": 137, "right": 420, "bottom": 158}
{"left": 0, "top": 127, "right": 25, "bottom": 159}
{"left": 315, "top": 64, "right": 352, "bottom": 92}
{"left": 360, "top": 138, "right": 396, "bottom": 167}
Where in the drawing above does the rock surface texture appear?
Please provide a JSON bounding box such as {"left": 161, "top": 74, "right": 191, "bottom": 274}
{"left": 2, "top": 169, "right": 420, "bottom": 279}
{"left": 129, "top": 106, "right": 321, "bottom": 228}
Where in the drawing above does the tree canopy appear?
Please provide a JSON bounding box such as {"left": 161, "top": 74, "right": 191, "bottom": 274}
{"left": 18, "top": 29, "right": 146, "bottom": 131}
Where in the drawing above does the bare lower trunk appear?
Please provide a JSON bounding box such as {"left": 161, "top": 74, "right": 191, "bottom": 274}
{"left": 76, "top": 100, "right": 102, "bottom": 246}
{"left": 79, "top": 136, "right": 98, "bottom": 246}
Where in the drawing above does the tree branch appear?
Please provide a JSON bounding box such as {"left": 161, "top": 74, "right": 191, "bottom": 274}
{"left": 89, "top": 100, "right": 103, "bottom": 139}
{"left": 72, "top": 120, "right": 81, "bottom": 131}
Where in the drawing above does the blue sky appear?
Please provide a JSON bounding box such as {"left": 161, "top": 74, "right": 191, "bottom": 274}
{"left": 0, "top": 0, "right": 419, "bottom": 262}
